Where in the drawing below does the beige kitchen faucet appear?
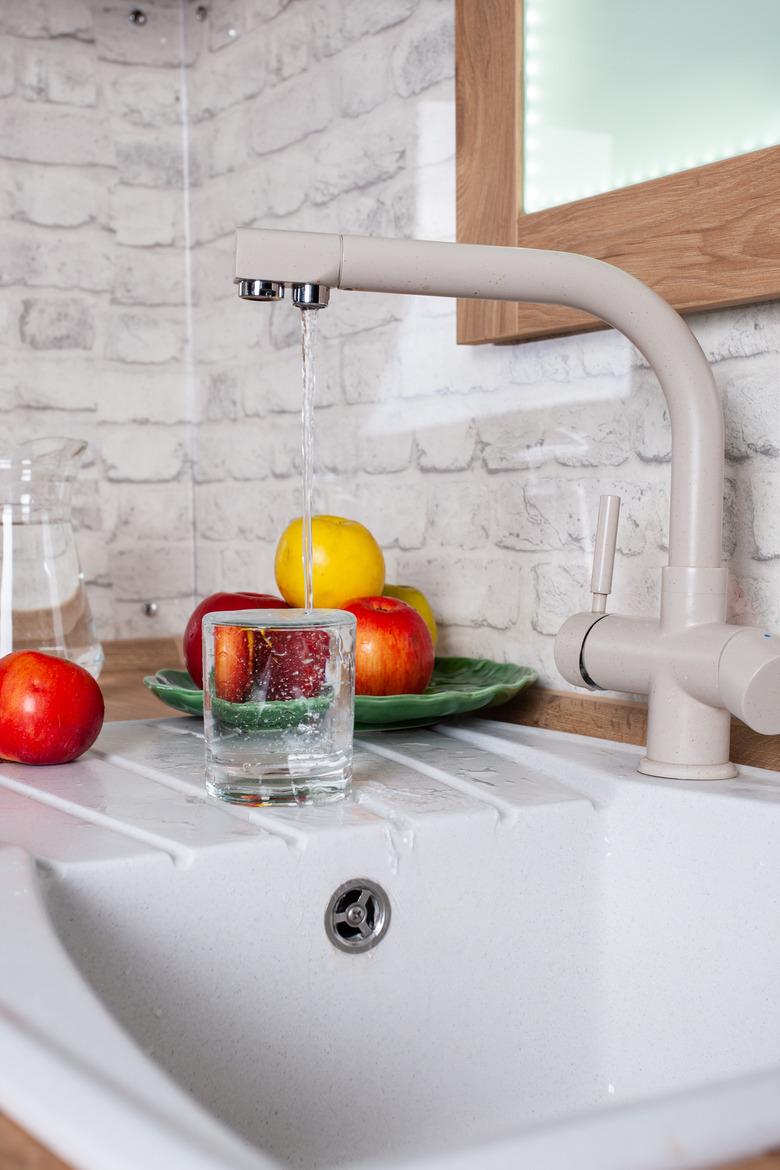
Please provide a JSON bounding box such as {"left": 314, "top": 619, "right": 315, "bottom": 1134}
{"left": 234, "top": 227, "right": 780, "bottom": 779}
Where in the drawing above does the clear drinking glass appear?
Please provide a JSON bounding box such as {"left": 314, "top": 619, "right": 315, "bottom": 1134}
{"left": 0, "top": 437, "right": 103, "bottom": 677}
{"left": 203, "top": 608, "right": 356, "bottom": 806}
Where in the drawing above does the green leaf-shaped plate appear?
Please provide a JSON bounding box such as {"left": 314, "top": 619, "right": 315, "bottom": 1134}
{"left": 144, "top": 657, "right": 536, "bottom": 732}
{"left": 212, "top": 693, "right": 332, "bottom": 731}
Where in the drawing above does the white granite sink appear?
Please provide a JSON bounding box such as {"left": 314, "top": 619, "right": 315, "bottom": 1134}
{"left": 1, "top": 718, "right": 780, "bottom": 1170}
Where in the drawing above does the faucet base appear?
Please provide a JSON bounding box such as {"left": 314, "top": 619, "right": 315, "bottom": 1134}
{"left": 637, "top": 757, "right": 738, "bottom": 781}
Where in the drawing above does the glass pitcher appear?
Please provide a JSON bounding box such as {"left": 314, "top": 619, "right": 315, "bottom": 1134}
{"left": 0, "top": 437, "right": 103, "bottom": 678}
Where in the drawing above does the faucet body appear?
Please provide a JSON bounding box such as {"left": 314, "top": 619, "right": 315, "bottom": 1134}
{"left": 235, "top": 228, "right": 780, "bottom": 779}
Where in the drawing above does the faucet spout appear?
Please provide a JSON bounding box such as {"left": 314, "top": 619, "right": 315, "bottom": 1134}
{"left": 291, "top": 283, "right": 330, "bottom": 310}
{"left": 237, "top": 279, "right": 284, "bottom": 301}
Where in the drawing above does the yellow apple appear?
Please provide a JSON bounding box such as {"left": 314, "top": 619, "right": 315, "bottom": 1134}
{"left": 382, "top": 584, "right": 437, "bottom": 647}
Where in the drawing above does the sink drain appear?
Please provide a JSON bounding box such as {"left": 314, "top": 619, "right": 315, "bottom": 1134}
{"left": 325, "top": 879, "right": 390, "bottom": 953}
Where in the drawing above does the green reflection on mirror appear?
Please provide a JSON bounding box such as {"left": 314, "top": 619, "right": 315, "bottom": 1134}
{"left": 523, "top": 0, "right": 780, "bottom": 212}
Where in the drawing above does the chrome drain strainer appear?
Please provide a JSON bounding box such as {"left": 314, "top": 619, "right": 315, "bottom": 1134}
{"left": 325, "top": 879, "right": 391, "bottom": 953}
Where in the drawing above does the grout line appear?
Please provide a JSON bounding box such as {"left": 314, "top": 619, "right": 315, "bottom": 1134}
{"left": 350, "top": 787, "right": 417, "bottom": 836}
{"left": 90, "top": 748, "right": 205, "bottom": 797}
{"left": 0, "top": 771, "right": 194, "bottom": 867}
{"left": 92, "top": 746, "right": 311, "bottom": 849}
{"left": 437, "top": 723, "right": 617, "bottom": 807}
{"left": 358, "top": 738, "right": 520, "bottom": 824}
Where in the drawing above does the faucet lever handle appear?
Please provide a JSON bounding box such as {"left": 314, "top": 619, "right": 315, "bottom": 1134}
{"left": 591, "top": 494, "right": 621, "bottom": 614}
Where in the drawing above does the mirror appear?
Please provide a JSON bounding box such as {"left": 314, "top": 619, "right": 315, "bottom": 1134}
{"left": 523, "top": 0, "right": 780, "bottom": 212}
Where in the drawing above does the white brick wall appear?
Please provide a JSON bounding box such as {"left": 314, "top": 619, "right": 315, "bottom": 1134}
{"left": 2, "top": 0, "right": 778, "bottom": 686}
{"left": 0, "top": 0, "right": 196, "bottom": 640}
{"left": 186, "top": 0, "right": 780, "bottom": 688}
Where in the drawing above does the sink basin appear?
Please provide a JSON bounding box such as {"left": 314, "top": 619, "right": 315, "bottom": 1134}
{"left": 1, "top": 717, "right": 780, "bottom": 1170}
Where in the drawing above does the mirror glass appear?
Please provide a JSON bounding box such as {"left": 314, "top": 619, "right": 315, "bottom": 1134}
{"left": 523, "top": 0, "right": 780, "bottom": 213}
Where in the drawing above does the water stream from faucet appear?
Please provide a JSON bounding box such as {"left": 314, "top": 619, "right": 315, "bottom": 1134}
{"left": 300, "top": 310, "right": 317, "bottom": 612}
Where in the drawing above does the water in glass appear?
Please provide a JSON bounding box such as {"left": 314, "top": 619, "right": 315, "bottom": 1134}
{"left": 204, "top": 608, "right": 355, "bottom": 806}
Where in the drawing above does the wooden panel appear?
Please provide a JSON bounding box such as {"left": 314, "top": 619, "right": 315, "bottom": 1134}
{"left": 512, "top": 146, "right": 780, "bottom": 341}
{"left": 2, "top": 1102, "right": 778, "bottom": 1170}
{"left": 483, "top": 687, "right": 780, "bottom": 772}
{"left": 455, "top": 0, "right": 522, "bottom": 344}
{"left": 494, "top": 686, "right": 648, "bottom": 745}
{"left": 102, "top": 636, "right": 182, "bottom": 673}
{"left": 719, "top": 1156, "right": 780, "bottom": 1170}
{"left": 99, "top": 636, "right": 184, "bottom": 723}
{"left": 455, "top": 0, "right": 780, "bottom": 345}
{"left": 0, "top": 1114, "right": 71, "bottom": 1170}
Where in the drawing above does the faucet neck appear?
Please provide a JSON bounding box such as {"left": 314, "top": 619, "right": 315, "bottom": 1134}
{"left": 234, "top": 227, "right": 724, "bottom": 569}
{"left": 338, "top": 235, "right": 724, "bottom": 570}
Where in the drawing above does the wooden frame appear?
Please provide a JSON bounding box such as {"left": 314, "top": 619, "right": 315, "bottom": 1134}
{"left": 455, "top": 0, "right": 780, "bottom": 345}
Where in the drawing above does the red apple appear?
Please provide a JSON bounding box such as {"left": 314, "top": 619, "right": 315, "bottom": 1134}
{"left": 184, "top": 591, "right": 288, "bottom": 688}
{"left": 0, "top": 651, "right": 104, "bottom": 765}
{"left": 261, "top": 629, "right": 329, "bottom": 701}
{"left": 213, "top": 627, "right": 329, "bottom": 704}
{"left": 213, "top": 625, "right": 253, "bottom": 703}
{"left": 341, "top": 596, "right": 434, "bottom": 696}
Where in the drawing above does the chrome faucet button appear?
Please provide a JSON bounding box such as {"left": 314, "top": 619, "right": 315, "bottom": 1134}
{"left": 237, "top": 280, "right": 284, "bottom": 301}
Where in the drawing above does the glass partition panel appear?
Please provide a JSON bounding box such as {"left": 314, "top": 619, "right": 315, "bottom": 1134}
{"left": 523, "top": 0, "right": 780, "bottom": 212}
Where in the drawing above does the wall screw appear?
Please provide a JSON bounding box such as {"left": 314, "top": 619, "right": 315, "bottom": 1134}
{"left": 195, "top": 5, "right": 208, "bottom": 20}
{"left": 128, "top": 8, "right": 147, "bottom": 24}
{"left": 143, "top": 601, "right": 158, "bottom": 617}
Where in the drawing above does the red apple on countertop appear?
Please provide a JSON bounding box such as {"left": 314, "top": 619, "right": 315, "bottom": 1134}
{"left": 341, "top": 596, "right": 434, "bottom": 696}
{"left": 0, "top": 650, "right": 104, "bottom": 765}
{"left": 184, "top": 591, "right": 289, "bottom": 688}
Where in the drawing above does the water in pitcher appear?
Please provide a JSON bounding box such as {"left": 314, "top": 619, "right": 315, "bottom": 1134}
{"left": 0, "top": 438, "right": 103, "bottom": 677}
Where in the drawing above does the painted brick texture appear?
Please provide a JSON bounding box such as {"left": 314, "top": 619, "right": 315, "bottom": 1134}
{"left": 2, "top": 0, "right": 778, "bottom": 686}
{"left": 0, "top": 0, "right": 196, "bottom": 640}
{"left": 187, "top": 0, "right": 780, "bottom": 688}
